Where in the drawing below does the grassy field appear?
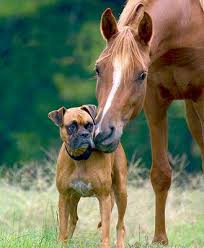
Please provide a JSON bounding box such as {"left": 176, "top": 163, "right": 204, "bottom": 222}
{"left": 0, "top": 159, "right": 204, "bottom": 248}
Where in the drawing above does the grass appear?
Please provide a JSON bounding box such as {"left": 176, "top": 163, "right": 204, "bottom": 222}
{"left": 0, "top": 157, "right": 204, "bottom": 247}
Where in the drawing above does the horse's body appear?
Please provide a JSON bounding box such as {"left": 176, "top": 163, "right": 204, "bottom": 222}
{"left": 147, "top": 0, "right": 204, "bottom": 100}
{"left": 94, "top": 0, "right": 204, "bottom": 245}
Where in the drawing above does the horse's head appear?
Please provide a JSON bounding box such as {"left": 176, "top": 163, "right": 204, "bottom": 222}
{"left": 94, "top": 5, "right": 152, "bottom": 152}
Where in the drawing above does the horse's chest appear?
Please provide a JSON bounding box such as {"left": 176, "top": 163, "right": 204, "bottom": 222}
{"left": 151, "top": 63, "right": 204, "bottom": 101}
{"left": 171, "top": 67, "right": 203, "bottom": 100}
{"left": 150, "top": 47, "right": 204, "bottom": 101}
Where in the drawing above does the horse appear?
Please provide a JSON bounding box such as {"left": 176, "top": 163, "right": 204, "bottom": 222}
{"left": 93, "top": 0, "right": 204, "bottom": 245}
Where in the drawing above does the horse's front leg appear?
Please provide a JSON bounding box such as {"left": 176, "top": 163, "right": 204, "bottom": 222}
{"left": 185, "top": 96, "right": 204, "bottom": 172}
{"left": 144, "top": 84, "right": 172, "bottom": 245}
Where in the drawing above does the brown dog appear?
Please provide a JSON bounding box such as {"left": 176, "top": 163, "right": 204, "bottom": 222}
{"left": 48, "top": 105, "right": 127, "bottom": 248}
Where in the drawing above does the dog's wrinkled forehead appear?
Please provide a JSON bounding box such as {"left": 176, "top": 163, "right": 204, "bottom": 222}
{"left": 63, "top": 108, "right": 94, "bottom": 126}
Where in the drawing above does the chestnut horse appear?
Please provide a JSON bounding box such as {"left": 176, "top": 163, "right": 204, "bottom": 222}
{"left": 94, "top": 0, "right": 204, "bottom": 245}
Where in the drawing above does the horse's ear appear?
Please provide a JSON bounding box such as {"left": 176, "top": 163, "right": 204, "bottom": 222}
{"left": 100, "top": 8, "right": 118, "bottom": 41}
{"left": 124, "top": 3, "right": 152, "bottom": 45}
{"left": 138, "top": 11, "right": 152, "bottom": 45}
{"left": 48, "top": 107, "right": 66, "bottom": 127}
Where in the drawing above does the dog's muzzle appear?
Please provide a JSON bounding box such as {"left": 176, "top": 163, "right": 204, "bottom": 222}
{"left": 65, "top": 137, "right": 94, "bottom": 161}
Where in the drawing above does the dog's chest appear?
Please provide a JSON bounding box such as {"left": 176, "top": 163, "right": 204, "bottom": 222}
{"left": 69, "top": 179, "right": 94, "bottom": 197}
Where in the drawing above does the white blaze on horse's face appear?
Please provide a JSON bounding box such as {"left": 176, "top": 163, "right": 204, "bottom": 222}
{"left": 102, "top": 59, "right": 122, "bottom": 120}
{"left": 95, "top": 58, "right": 122, "bottom": 135}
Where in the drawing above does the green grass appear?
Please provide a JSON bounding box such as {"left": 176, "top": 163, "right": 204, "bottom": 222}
{"left": 0, "top": 230, "right": 102, "bottom": 248}
{"left": 0, "top": 167, "right": 204, "bottom": 248}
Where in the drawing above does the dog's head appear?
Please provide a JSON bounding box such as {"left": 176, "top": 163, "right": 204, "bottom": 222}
{"left": 48, "top": 105, "right": 97, "bottom": 161}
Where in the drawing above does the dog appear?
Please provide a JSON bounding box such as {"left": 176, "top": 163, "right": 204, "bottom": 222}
{"left": 48, "top": 105, "right": 127, "bottom": 248}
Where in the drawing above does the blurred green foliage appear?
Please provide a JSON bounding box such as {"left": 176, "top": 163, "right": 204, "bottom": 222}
{"left": 0, "top": 0, "right": 201, "bottom": 172}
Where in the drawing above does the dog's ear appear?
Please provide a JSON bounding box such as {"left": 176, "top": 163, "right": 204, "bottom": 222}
{"left": 48, "top": 107, "right": 66, "bottom": 127}
{"left": 81, "top": 105, "right": 97, "bottom": 123}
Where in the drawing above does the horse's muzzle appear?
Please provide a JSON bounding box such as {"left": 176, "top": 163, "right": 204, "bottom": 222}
{"left": 94, "top": 125, "right": 120, "bottom": 153}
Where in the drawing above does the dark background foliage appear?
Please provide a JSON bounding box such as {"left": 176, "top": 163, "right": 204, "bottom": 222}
{"left": 0, "top": 0, "right": 201, "bottom": 172}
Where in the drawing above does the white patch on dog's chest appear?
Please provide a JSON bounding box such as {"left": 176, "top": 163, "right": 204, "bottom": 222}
{"left": 70, "top": 179, "right": 94, "bottom": 197}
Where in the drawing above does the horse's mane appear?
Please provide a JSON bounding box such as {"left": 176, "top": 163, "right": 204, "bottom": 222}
{"left": 118, "top": 0, "right": 204, "bottom": 27}
{"left": 110, "top": 27, "right": 146, "bottom": 70}
{"left": 97, "top": 0, "right": 147, "bottom": 73}
{"left": 97, "top": 26, "right": 146, "bottom": 76}
{"left": 118, "top": 0, "right": 148, "bottom": 29}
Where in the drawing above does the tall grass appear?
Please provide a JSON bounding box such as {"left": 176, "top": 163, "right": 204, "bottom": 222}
{"left": 0, "top": 154, "right": 204, "bottom": 247}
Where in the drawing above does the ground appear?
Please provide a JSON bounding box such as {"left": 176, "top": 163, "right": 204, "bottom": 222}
{"left": 0, "top": 160, "right": 203, "bottom": 248}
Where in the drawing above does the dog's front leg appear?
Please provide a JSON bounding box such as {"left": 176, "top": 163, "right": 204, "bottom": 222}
{"left": 99, "top": 194, "right": 112, "bottom": 248}
{"left": 67, "top": 195, "right": 80, "bottom": 239}
{"left": 58, "top": 194, "right": 69, "bottom": 244}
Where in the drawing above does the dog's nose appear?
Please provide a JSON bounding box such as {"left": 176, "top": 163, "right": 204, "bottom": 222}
{"left": 80, "top": 132, "right": 90, "bottom": 138}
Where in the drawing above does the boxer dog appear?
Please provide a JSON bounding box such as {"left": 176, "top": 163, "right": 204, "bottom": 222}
{"left": 48, "top": 105, "right": 127, "bottom": 248}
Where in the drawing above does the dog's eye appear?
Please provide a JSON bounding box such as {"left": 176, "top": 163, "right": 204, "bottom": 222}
{"left": 137, "top": 71, "right": 147, "bottom": 81}
{"left": 84, "top": 122, "right": 93, "bottom": 132}
{"left": 67, "top": 122, "right": 78, "bottom": 134}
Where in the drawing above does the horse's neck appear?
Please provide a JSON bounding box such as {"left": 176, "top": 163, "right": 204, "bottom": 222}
{"left": 148, "top": 0, "right": 203, "bottom": 62}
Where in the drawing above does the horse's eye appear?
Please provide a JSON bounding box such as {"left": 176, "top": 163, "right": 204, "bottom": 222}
{"left": 67, "top": 122, "right": 78, "bottom": 134}
{"left": 84, "top": 122, "right": 93, "bottom": 132}
{"left": 137, "top": 71, "right": 147, "bottom": 81}
{"left": 95, "top": 66, "right": 100, "bottom": 77}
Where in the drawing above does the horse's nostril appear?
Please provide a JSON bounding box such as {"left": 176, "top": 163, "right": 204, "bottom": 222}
{"left": 110, "top": 126, "right": 115, "bottom": 133}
